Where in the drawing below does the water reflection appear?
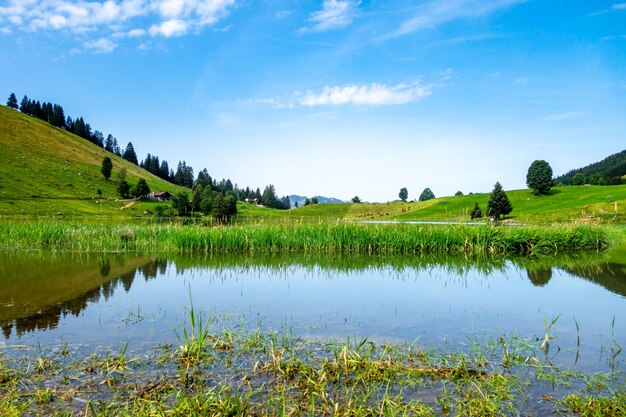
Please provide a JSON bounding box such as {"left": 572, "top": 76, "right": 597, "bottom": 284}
{"left": 2, "top": 251, "right": 625, "bottom": 342}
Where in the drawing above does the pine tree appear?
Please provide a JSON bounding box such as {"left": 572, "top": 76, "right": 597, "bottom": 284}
{"left": 6, "top": 93, "right": 18, "bottom": 109}
{"left": 19, "top": 95, "right": 31, "bottom": 114}
{"left": 487, "top": 182, "right": 513, "bottom": 220}
{"left": 122, "top": 142, "right": 138, "bottom": 165}
{"left": 470, "top": 203, "right": 483, "bottom": 219}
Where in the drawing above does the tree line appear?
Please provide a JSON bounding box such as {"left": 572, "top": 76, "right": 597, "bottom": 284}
{"left": 6, "top": 92, "right": 292, "bottom": 216}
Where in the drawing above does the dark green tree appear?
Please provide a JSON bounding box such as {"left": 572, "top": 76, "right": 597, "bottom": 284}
{"left": 101, "top": 157, "right": 113, "bottom": 180}
{"left": 117, "top": 180, "right": 131, "bottom": 199}
{"left": 418, "top": 188, "right": 435, "bottom": 202}
{"left": 526, "top": 160, "right": 553, "bottom": 194}
{"left": 171, "top": 191, "right": 191, "bottom": 216}
{"left": 487, "top": 182, "right": 513, "bottom": 220}
{"left": 589, "top": 172, "right": 604, "bottom": 185}
{"left": 455, "top": 191, "right": 463, "bottom": 196}
{"left": 19, "top": 95, "right": 30, "bottom": 113}
{"left": 191, "top": 184, "right": 204, "bottom": 212}
{"left": 572, "top": 173, "right": 586, "bottom": 185}
{"left": 133, "top": 178, "right": 150, "bottom": 197}
{"left": 211, "top": 193, "right": 237, "bottom": 221}
{"left": 122, "top": 142, "right": 138, "bottom": 165}
{"left": 304, "top": 198, "right": 311, "bottom": 206}
{"left": 311, "top": 196, "right": 319, "bottom": 205}
{"left": 470, "top": 203, "right": 483, "bottom": 219}
{"left": 6, "top": 93, "right": 18, "bottom": 109}
{"left": 352, "top": 196, "right": 361, "bottom": 203}
{"left": 262, "top": 185, "right": 278, "bottom": 208}
{"left": 399, "top": 187, "right": 408, "bottom": 202}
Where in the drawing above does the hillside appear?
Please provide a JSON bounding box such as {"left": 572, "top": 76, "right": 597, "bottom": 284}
{"left": 0, "top": 106, "right": 185, "bottom": 217}
{"left": 240, "top": 185, "right": 626, "bottom": 224}
{"left": 554, "top": 149, "right": 626, "bottom": 185}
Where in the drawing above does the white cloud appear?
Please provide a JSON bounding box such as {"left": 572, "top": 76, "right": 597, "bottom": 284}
{"left": 260, "top": 80, "right": 431, "bottom": 108}
{"left": 300, "top": 82, "right": 430, "bottom": 106}
{"left": 0, "top": 0, "right": 236, "bottom": 44}
{"left": 149, "top": 18, "right": 187, "bottom": 36}
{"left": 387, "top": 0, "right": 525, "bottom": 39}
{"left": 0, "top": 27, "right": 11, "bottom": 34}
{"left": 513, "top": 77, "right": 528, "bottom": 86}
{"left": 300, "top": 0, "right": 359, "bottom": 33}
{"left": 613, "top": 3, "right": 626, "bottom": 10}
{"left": 84, "top": 37, "right": 118, "bottom": 53}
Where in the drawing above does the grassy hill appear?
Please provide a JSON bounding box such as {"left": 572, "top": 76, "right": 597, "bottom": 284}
{"left": 239, "top": 185, "right": 626, "bottom": 224}
{"left": 0, "top": 106, "right": 185, "bottom": 217}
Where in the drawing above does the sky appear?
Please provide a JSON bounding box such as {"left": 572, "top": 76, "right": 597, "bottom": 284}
{"left": 0, "top": 0, "right": 625, "bottom": 202}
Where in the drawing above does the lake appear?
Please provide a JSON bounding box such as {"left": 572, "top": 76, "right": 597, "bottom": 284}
{"left": 1, "top": 250, "right": 624, "bottom": 373}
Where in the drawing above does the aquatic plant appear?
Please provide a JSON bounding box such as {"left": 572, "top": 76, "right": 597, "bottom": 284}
{"left": 0, "top": 220, "right": 613, "bottom": 256}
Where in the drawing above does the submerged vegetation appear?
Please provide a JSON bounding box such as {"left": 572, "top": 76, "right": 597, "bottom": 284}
{"left": 1, "top": 312, "right": 624, "bottom": 416}
{"left": 0, "top": 221, "right": 613, "bottom": 255}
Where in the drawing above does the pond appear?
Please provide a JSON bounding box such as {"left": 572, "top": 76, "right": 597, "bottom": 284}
{"left": 1, "top": 250, "right": 625, "bottom": 374}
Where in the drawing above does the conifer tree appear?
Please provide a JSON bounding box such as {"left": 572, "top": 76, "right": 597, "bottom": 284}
{"left": 122, "top": 142, "right": 138, "bottom": 165}
{"left": 487, "top": 182, "right": 512, "bottom": 220}
{"left": 6, "top": 93, "right": 18, "bottom": 109}
{"left": 470, "top": 203, "right": 483, "bottom": 219}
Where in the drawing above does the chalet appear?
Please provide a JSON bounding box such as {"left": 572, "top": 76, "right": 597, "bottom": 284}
{"left": 147, "top": 191, "right": 172, "bottom": 201}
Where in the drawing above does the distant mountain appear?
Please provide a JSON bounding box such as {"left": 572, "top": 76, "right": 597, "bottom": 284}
{"left": 554, "top": 149, "right": 626, "bottom": 185}
{"left": 289, "top": 195, "right": 344, "bottom": 207}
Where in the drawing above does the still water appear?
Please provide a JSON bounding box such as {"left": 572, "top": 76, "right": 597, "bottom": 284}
{"left": 1, "top": 251, "right": 625, "bottom": 372}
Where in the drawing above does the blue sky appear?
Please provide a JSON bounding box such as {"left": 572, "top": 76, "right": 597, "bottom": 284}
{"left": 1, "top": 0, "right": 625, "bottom": 201}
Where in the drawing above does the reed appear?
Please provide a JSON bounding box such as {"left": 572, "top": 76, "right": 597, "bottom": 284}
{"left": 0, "top": 220, "right": 613, "bottom": 255}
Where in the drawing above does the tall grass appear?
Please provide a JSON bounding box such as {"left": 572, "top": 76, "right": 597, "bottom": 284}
{"left": 0, "top": 220, "right": 612, "bottom": 255}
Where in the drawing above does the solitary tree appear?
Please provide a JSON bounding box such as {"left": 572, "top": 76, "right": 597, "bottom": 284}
{"left": 101, "top": 157, "right": 113, "bottom": 180}
{"left": 455, "top": 191, "right": 463, "bottom": 196}
{"left": 352, "top": 196, "right": 361, "bottom": 203}
{"left": 311, "top": 196, "right": 319, "bottom": 205}
{"left": 6, "top": 93, "right": 18, "bottom": 109}
{"left": 470, "top": 203, "right": 483, "bottom": 219}
{"left": 487, "top": 182, "right": 513, "bottom": 220}
{"left": 398, "top": 187, "right": 408, "bottom": 202}
{"left": 526, "top": 160, "right": 553, "bottom": 194}
{"left": 418, "top": 188, "right": 435, "bottom": 202}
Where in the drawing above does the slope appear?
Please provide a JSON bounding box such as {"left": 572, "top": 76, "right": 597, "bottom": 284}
{"left": 0, "top": 106, "right": 185, "bottom": 217}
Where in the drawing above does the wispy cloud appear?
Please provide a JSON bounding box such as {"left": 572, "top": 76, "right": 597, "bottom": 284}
{"left": 513, "top": 77, "right": 528, "bottom": 86}
{"left": 613, "top": 3, "right": 626, "bottom": 10}
{"left": 84, "top": 37, "right": 118, "bottom": 53}
{"left": 386, "top": 0, "right": 525, "bottom": 40}
{"left": 299, "top": 0, "right": 360, "bottom": 33}
{"left": 538, "top": 111, "right": 585, "bottom": 122}
{"left": 0, "top": 0, "right": 236, "bottom": 46}
{"left": 259, "top": 80, "right": 431, "bottom": 108}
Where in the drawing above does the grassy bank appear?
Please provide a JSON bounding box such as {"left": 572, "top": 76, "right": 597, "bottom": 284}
{"left": 0, "top": 221, "right": 614, "bottom": 255}
{"left": 1, "top": 318, "right": 624, "bottom": 416}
